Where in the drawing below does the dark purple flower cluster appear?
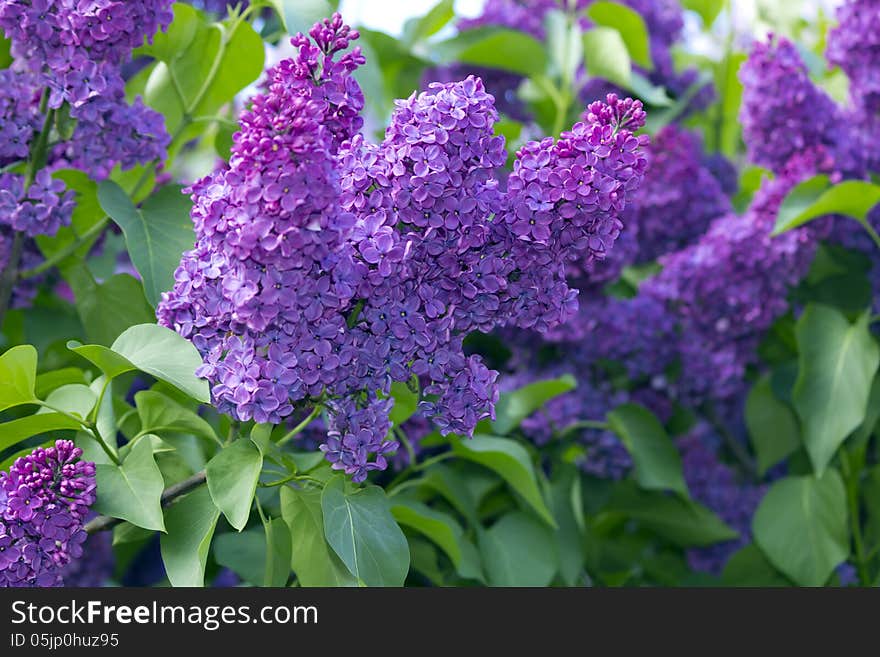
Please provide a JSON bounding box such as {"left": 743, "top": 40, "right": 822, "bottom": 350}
{"left": 159, "top": 15, "right": 648, "bottom": 480}
{"left": 0, "top": 227, "right": 43, "bottom": 308}
{"left": 58, "top": 527, "right": 113, "bottom": 587}
{"left": 0, "top": 170, "right": 74, "bottom": 238}
{"left": 624, "top": 124, "right": 730, "bottom": 264}
{"left": 679, "top": 426, "right": 765, "bottom": 575}
{"left": 643, "top": 148, "right": 831, "bottom": 404}
{"left": 0, "top": 440, "right": 97, "bottom": 587}
{"left": 827, "top": 0, "right": 880, "bottom": 115}
{"left": 739, "top": 35, "right": 840, "bottom": 173}
{"left": 0, "top": 0, "right": 173, "bottom": 108}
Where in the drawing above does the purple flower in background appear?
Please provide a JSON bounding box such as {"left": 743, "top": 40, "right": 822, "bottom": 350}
{"left": 827, "top": 0, "right": 880, "bottom": 115}
{"left": 0, "top": 440, "right": 97, "bottom": 588}
{"left": 58, "top": 527, "right": 113, "bottom": 587}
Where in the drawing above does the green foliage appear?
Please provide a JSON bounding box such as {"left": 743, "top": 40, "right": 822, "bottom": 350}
{"left": 435, "top": 28, "right": 548, "bottom": 76}
{"left": 492, "top": 374, "right": 576, "bottom": 435}
{"left": 745, "top": 374, "right": 801, "bottom": 475}
{"left": 582, "top": 26, "right": 631, "bottom": 88}
{"left": 321, "top": 476, "right": 410, "bottom": 586}
{"left": 792, "top": 305, "right": 879, "bottom": 474}
{"left": 479, "top": 511, "right": 558, "bottom": 586}
{"left": 774, "top": 175, "right": 880, "bottom": 240}
{"left": 160, "top": 486, "right": 220, "bottom": 586}
{"left": 753, "top": 471, "right": 849, "bottom": 586}
{"left": 206, "top": 437, "right": 263, "bottom": 530}
{"left": 93, "top": 438, "right": 166, "bottom": 531}
{"left": 585, "top": 2, "right": 652, "bottom": 69}
{"left": 0, "top": 345, "right": 38, "bottom": 411}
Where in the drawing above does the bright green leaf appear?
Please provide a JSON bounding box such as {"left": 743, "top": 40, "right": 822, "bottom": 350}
{"left": 753, "top": 471, "right": 848, "bottom": 586}
{"left": 792, "top": 305, "right": 880, "bottom": 473}
{"left": 583, "top": 26, "right": 631, "bottom": 88}
{"left": 774, "top": 175, "right": 880, "bottom": 237}
{"left": 206, "top": 438, "right": 263, "bottom": 531}
{"left": 479, "top": 511, "right": 558, "bottom": 586}
{"left": 388, "top": 381, "right": 419, "bottom": 425}
{"left": 38, "top": 384, "right": 96, "bottom": 420}
{"left": 160, "top": 486, "right": 220, "bottom": 587}
{"left": 0, "top": 414, "right": 81, "bottom": 452}
{"left": 586, "top": 2, "right": 652, "bottom": 69}
{"left": 280, "top": 486, "right": 358, "bottom": 587}
{"left": 492, "top": 374, "right": 576, "bottom": 435}
{"left": 721, "top": 544, "right": 792, "bottom": 586}
{"left": 607, "top": 403, "right": 688, "bottom": 497}
{"left": 321, "top": 476, "right": 410, "bottom": 587}
{"left": 435, "top": 28, "right": 548, "bottom": 77}
{"left": 94, "top": 437, "right": 166, "bottom": 531}
{"left": 452, "top": 435, "right": 555, "bottom": 526}
{"left": 135, "top": 390, "right": 219, "bottom": 444}
{"left": 0, "top": 345, "right": 38, "bottom": 412}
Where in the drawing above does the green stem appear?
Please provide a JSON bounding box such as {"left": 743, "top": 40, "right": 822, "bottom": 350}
{"left": 860, "top": 220, "right": 880, "bottom": 253}
{"left": 35, "top": 400, "right": 121, "bottom": 466}
{"left": 702, "top": 404, "right": 758, "bottom": 481}
{"left": 841, "top": 451, "right": 870, "bottom": 585}
{"left": 386, "top": 451, "right": 455, "bottom": 492}
{"left": 558, "top": 419, "right": 610, "bottom": 436}
{"left": 19, "top": 216, "right": 110, "bottom": 279}
{"left": 396, "top": 426, "right": 416, "bottom": 469}
{"left": 259, "top": 473, "right": 325, "bottom": 488}
{"left": 278, "top": 406, "right": 322, "bottom": 447}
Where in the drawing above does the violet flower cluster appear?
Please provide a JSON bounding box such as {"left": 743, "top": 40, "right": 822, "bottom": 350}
{"left": 158, "top": 14, "right": 649, "bottom": 481}
{"left": 679, "top": 426, "right": 765, "bottom": 575}
{"left": 0, "top": 440, "right": 97, "bottom": 587}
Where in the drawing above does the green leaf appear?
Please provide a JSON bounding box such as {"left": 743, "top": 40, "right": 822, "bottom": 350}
{"left": 263, "top": 517, "right": 292, "bottom": 587}
{"left": 388, "top": 380, "right": 419, "bottom": 425}
{"left": 135, "top": 390, "right": 219, "bottom": 443}
{"left": 391, "top": 498, "right": 484, "bottom": 582}
{"left": 160, "top": 487, "right": 220, "bottom": 587}
{"left": 418, "top": 464, "right": 479, "bottom": 525}
{"left": 492, "top": 374, "right": 576, "bottom": 435}
{"left": 435, "top": 28, "right": 548, "bottom": 77}
{"left": 451, "top": 435, "right": 555, "bottom": 526}
{"left": 38, "top": 384, "right": 96, "bottom": 420}
{"left": 745, "top": 374, "right": 801, "bottom": 475}
{"left": 206, "top": 437, "right": 263, "bottom": 531}
{"left": 582, "top": 26, "right": 631, "bottom": 88}
{"left": 37, "top": 170, "right": 104, "bottom": 265}
{"left": 792, "top": 305, "right": 880, "bottom": 473}
{"left": 270, "top": 0, "right": 336, "bottom": 35}
{"left": 94, "top": 437, "right": 166, "bottom": 531}
{"left": 321, "top": 476, "right": 410, "bottom": 587}
{"left": 0, "top": 414, "right": 81, "bottom": 452}
{"left": 721, "top": 544, "right": 792, "bottom": 586}
{"left": 402, "top": 0, "right": 455, "bottom": 46}
{"left": 605, "top": 482, "right": 738, "bottom": 547}
{"left": 752, "top": 471, "right": 848, "bottom": 586}
{"left": 98, "top": 181, "right": 195, "bottom": 307}
{"left": 141, "top": 3, "right": 200, "bottom": 62}
{"left": 547, "top": 468, "right": 585, "bottom": 585}
{"left": 680, "top": 0, "right": 725, "bottom": 26}
{"left": 774, "top": 175, "right": 880, "bottom": 237}
{"left": 0, "top": 345, "right": 38, "bottom": 411}
{"left": 479, "top": 511, "right": 558, "bottom": 586}
{"left": 607, "top": 403, "right": 688, "bottom": 497}
{"left": 585, "top": 2, "right": 652, "bottom": 69}
{"left": 545, "top": 10, "right": 583, "bottom": 84}
{"left": 213, "top": 528, "right": 265, "bottom": 585}
{"left": 69, "top": 323, "right": 210, "bottom": 403}
{"left": 34, "top": 368, "right": 88, "bottom": 399}
{"left": 280, "top": 486, "right": 358, "bottom": 587}
{"left": 713, "top": 52, "right": 746, "bottom": 157}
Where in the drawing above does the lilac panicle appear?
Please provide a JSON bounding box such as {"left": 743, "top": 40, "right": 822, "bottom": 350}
{"left": 0, "top": 440, "right": 97, "bottom": 588}
{"left": 160, "top": 14, "right": 649, "bottom": 480}
{"left": 827, "top": 0, "right": 880, "bottom": 115}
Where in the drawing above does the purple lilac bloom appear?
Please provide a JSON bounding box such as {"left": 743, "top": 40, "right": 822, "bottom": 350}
{"left": 679, "top": 426, "right": 765, "bottom": 575}
{"left": 0, "top": 440, "right": 97, "bottom": 588}
{"left": 58, "top": 526, "right": 113, "bottom": 587}
{"left": 159, "top": 14, "right": 648, "bottom": 480}
{"left": 642, "top": 147, "right": 834, "bottom": 405}
{"left": 827, "top": 0, "right": 880, "bottom": 115}
{"left": 739, "top": 35, "right": 841, "bottom": 174}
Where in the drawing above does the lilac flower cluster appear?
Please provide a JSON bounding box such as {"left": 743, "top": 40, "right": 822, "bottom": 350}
{"left": 58, "top": 529, "right": 113, "bottom": 587}
{"left": 159, "top": 15, "right": 648, "bottom": 481}
{"left": 827, "top": 0, "right": 880, "bottom": 115}
{"left": 643, "top": 148, "right": 829, "bottom": 404}
{"left": 739, "top": 36, "right": 840, "bottom": 173}
{"left": 0, "top": 171, "right": 74, "bottom": 238}
{"left": 624, "top": 125, "right": 730, "bottom": 264}
{"left": 679, "top": 426, "right": 765, "bottom": 575}
{"left": 0, "top": 440, "right": 97, "bottom": 587}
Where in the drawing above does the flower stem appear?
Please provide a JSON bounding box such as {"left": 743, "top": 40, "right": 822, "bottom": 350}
{"left": 277, "top": 405, "right": 322, "bottom": 446}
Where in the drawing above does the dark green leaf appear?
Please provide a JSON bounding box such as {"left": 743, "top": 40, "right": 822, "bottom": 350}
{"left": 605, "top": 482, "right": 738, "bottom": 547}
{"left": 160, "top": 487, "right": 220, "bottom": 587}
{"left": 206, "top": 437, "right": 263, "bottom": 531}
{"left": 752, "top": 471, "right": 848, "bottom": 586}
{"left": 213, "top": 528, "right": 265, "bottom": 585}
{"left": 479, "top": 511, "right": 558, "bottom": 586}
{"left": 745, "top": 374, "right": 801, "bottom": 475}
{"left": 321, "top": 476, "right": 410, "bottom": 587}
{"left": 792, "top": 305, "right": 879, "bottom": 473}
{"left": 721, "top": 544, "right": 792, "bottom": 586}
{"left": 452, "top": 435, "right": 555, "bottom": 526}
{"left": 547, "top": 468, "right": 585, "bottom": 585}
{"left": 492, "top": 374, "right": 576, "bottom": 435}
{"left": 607, "top": 403, "right": 688, "bottom": 497}
{"left": 280, "top": 486, "right": 358, "bottom": 587}
{"left": 94, "top": 437, "right": 166, "bottom": 531}
{"left": 418, "top": 464, "right": 479, "bottom": 525}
